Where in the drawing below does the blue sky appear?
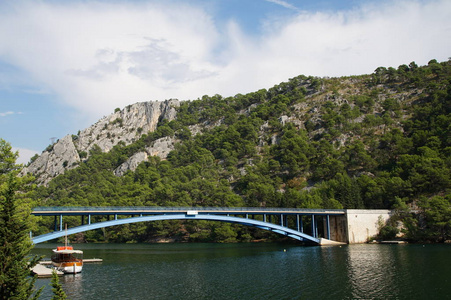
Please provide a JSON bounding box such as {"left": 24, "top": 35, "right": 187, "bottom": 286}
{"left": 1, "top": 0, "right": 450, "bottom": 164}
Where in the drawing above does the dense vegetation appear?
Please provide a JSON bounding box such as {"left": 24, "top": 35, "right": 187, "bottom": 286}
{"left": 0, "top": 139, "right": 42, "bottom": 299}
{"left": 32, "top": 59, "right": 451, "bottom": 243}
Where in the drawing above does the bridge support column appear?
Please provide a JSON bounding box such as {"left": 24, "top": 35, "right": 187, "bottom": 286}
{"left": 280, "top": 214, "right": 283, "bottom": 226}
{"left": 59, "top": 214, "right": 63, "bottom": 231}
{"left": 263, "top": 214, "right": 266, "bottom": 222}
{"left": 316, "top": 219, "right": 319, "bottom": 238}
{"left": 88, "top": 214, "right": 91, "bottom": 225}
{"left": 54, "top": 216, "right": 57, "bottom": 232}
{"left": 326, "top": 215, "right": 330, "bottom": 240}
{"left": 311, "top": 215, "right": 316, "bottom": 238}
{"left": 115, "top": 214, "right": 117, "bottom": 220}
{"left": 81, "top": 215, "right": 84, "bottom": 225}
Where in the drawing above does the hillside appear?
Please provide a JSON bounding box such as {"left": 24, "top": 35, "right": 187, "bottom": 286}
{"left": 29, "top": 59, "right": 451, "bottom": 243}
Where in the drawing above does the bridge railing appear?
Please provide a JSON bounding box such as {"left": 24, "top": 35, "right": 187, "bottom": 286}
{"left": 32, "top": 206, "right": 345, "bottom": 214}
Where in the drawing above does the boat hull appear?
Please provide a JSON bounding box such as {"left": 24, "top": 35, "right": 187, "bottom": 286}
{"left": 52, "top": 261, "right": 83, "bottom": 274}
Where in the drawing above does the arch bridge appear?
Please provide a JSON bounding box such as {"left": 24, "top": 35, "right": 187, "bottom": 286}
{"left": 31, "top": 206, "right": 346, "bottom": 245}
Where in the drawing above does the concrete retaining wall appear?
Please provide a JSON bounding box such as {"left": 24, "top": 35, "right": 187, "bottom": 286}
{"left": 345, "top": 209, "right": 392, "bottom": 244}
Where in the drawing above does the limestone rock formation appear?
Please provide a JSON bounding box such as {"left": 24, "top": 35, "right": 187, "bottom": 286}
{"left": 145, "top": 136, "right": 176, "bottom": 159}
{"left": 75, "top": 99, "right": 179, "bottom": 154}
{"left": 23, "top": 135, "right": 80, "bottom": 186}
{"left": 23, "top": 99, "right": 179, "bottom": 185}
{"left": 113, "top": 136, "right": 177, "bottom": 176}
{"left": 114, "top": 152, "right": 148, "bottom": 177}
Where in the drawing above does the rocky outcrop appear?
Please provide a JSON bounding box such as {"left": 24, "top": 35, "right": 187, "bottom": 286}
{"left": 23, "top": 135, "right": 80, "bottom": 186}
{"left": 23, "top": 99, "right": 179, "bottom": 185}
{"left": 114, "top": 152, "right": 148, "bottom": 177}
{"left": 113, "top": 136, "right": 178, "bottom": 176}
{"left": 75, "top": 99, "right": 179, "bottom": 154}
{"left": 145, "top": 136, "right": 176, "bottom": 158}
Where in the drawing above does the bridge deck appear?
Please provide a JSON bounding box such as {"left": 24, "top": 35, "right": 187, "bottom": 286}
{"left": 32, "top": 206, "right": 345, "bottom": 216}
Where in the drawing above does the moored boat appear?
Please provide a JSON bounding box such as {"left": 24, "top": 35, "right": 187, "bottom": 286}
{"left": 51, "top": 224, "right": 83, "bottom": 274}
{"left": 51, "top": 246, "right": 83, "bottom": 274}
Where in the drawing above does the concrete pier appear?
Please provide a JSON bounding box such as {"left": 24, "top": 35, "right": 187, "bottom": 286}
{"left": 319, "top": 238, "right": 346, "bottom": 246}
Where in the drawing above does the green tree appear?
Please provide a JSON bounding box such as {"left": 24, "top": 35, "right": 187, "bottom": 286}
{"left": 0, "top": 139, "right": 42, "bottom": 300}
{"left": 50, "top": 270, "right": 67, "bottom": 300}
{"left": 420, "top": 195, "right": 451, "bottom": 242}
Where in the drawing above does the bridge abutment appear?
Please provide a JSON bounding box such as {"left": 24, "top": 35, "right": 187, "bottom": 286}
{"left": 330, "top": 209, "right": 392, "bottom": 244}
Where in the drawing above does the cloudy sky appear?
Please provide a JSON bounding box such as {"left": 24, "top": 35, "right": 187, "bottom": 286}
{"left": 1, "top": 0, "right": 450, "bottom": 164}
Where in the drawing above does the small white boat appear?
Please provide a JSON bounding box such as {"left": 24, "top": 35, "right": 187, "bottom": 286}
{"left": 51, "top": 224, "right": 83, "bottom": 274}
{"left": 51, "top": 246, "right": 83, "bottom": 274}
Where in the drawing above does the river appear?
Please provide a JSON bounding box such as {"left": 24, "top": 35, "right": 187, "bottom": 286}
{"left": 32, "top": 243, "right": 450, "bottom": 299}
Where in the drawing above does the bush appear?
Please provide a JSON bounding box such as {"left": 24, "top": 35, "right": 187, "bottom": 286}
{"left": 379, "top": 225, "right": 399, "bottom": 240}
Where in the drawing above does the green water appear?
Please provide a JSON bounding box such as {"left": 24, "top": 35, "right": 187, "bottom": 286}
{"left": 32, "top": 243, "right": 451, "bottom": 299}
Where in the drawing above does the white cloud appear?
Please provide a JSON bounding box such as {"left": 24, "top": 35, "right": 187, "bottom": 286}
{"left": 12, "top": 147, "right": 39, "bottom": 165}
{"left": 0, "top": 1, "right": 220, "bottom": 119}
{"left": 0, "top": 0, "right": 450, "bottom": 125}
{"left": 0, "top": 111, "right": 14, "bottom": 117}
{"left": 265, "top": 0, "right": 299, "bottom": 11}
{"left": 0, "top": 111, "right": 22, "bottom": 117}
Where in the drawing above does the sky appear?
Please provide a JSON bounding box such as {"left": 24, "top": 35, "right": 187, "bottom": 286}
{"left": 0, "top": 0, "right": 450, "bottom": 164}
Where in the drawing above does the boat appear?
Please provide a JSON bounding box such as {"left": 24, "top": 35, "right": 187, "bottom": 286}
{"left": 51, "top": 246, "right": 83, "bottom": 274}
{"left": 51, "top": 224, "right": 83, "bottom": 274}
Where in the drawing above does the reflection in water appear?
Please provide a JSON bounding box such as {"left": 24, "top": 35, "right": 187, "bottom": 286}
{"left": 346, "top": 245, "right": 399, "bottom": 299}
{"left": 60, "top": 273, "right": 83, "bottom": 298}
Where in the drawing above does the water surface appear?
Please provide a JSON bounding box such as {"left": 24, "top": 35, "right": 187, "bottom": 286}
{"left": 32, "top": 243, "right": 451, "bottom": 299}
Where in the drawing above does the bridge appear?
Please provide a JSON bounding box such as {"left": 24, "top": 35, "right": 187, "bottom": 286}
{"left": 31, "top": 206, "right": 349, "bottom": 245}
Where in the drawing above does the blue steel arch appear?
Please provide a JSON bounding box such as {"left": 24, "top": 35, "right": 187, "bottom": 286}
{"left": 32, "top": 214, "right": 320, "bottom": 244}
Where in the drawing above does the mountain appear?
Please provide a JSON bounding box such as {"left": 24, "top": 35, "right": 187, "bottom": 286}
{"left": 23, "top": 99, "right": 179, "bottom": 185}
{"left": 29, "top": 59, "right": 451, "bottom": 243}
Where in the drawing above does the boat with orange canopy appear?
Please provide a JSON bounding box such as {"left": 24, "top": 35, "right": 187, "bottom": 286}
{"left": 51, "top": 224, "right": 83, "bottom": 274}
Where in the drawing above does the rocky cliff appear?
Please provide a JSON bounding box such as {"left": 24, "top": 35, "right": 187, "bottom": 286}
{"left": 23, "top": 99, "right": 179, "bottom": 185}
{"left": 113, "top": 136, "right": 178, "bottom": 176}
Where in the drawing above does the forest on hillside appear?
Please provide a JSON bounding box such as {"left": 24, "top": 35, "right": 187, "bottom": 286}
{"left": 31, "top": 59, "right": 451, "bottom": 243}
